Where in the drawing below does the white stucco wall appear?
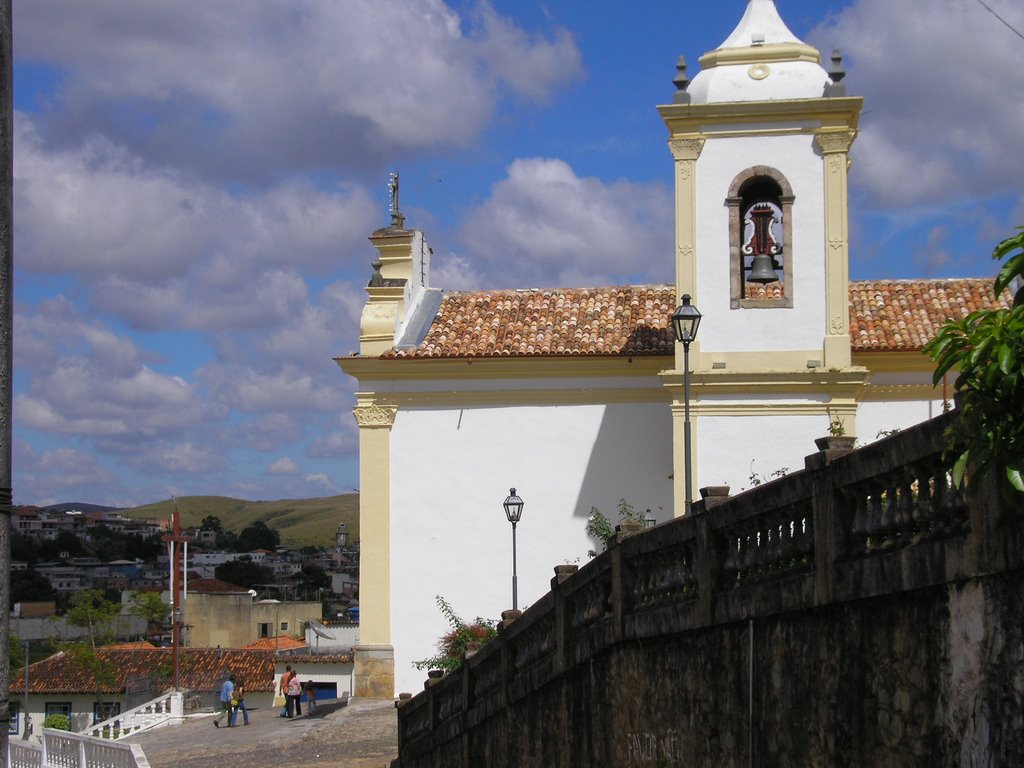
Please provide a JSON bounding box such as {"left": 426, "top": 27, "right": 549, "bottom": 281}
{"left": 697, "top": 395, "right": 950, "bottom": 495}
{"left": 698, "top": 412, "right": 824, "bottom": 493}
{"left": 696, "top": 133, "right": 827, "bottom": 353}
{"left": 856, "top": 399, "right": 948, "bottom": 446}
{"left": 389, "top": 398, "right": 672, "bottom": 693}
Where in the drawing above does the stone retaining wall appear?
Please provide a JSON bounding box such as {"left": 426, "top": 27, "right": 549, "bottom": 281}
{"left": 393, "top": 412, "right": 1024, "bottom": 767}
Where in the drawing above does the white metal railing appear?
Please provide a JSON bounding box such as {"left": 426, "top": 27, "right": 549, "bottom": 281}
{"left": 83, "top": 692, "right": 183, "bottom": 741}
{"left": 8, "top": 741, "right": 43, "bottom": 768}
{"left": 6, "top": 729, "right": 151, "bottom": 768}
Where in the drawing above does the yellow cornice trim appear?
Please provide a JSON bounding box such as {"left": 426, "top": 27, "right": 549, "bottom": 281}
{"left": 355, "top": 387, "right": 671, "bottom": 409}
{"left": 698, "top": 42, "right": 821, "bottom": 69}
{"left": 365, "top": 286, "right": 404, "bottom": 302}
{"left": 860, "top": 383, "right": 945, "bottom": 402}
{"left": 853, "top": 351, "right": 936, "bottom": 373}
{"left": 660, "top": 367, "right": 868, "bottom": 390}
{"left": 688, "top": 401, "right": 852, "bottom": 417}
{"left": 336, "top": 355, "right": 670, "bottom": 382}
{"left": 659, "top": 97, "right": 862, "bottom": 133}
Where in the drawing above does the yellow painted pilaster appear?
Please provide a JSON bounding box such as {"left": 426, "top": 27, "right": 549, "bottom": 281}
{"left": 668, "top": 136, "right": 705, "bottom": 373}
{"left": 669, "top": 400, "right": 700, "bottom": 518}
{"left": 815, "top": 129, "right": 857, "bottom": 369}
{"left": 352, "top": 400, "right": 397, "bottom": 698}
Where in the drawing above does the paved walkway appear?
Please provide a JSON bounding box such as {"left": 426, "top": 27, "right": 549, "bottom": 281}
{"left": 124, "top": 699, "right": 398, "bottom": 768}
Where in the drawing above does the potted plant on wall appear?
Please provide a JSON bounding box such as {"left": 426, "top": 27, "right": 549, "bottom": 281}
{"left": 815, "top": 409, "right": 856, "bottom": 452}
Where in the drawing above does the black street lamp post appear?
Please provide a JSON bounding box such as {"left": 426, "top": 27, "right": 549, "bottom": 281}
{"left": 671, "top": 294, "right": 702, "bottom": 515}
{"left": 503, "top": 488, "right": 524, "bottom": 610}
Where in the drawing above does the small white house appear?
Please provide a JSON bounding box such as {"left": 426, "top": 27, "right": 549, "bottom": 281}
{"left": 8, "top": 645, "right": 314, "bottom": 737}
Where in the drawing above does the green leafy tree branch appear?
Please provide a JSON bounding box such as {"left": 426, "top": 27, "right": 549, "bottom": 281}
{"left": 924, "top": 226, "right": 1024, "bottom": 497}
{"left": 65, "top": 589, "right": 122, "bottom": 711}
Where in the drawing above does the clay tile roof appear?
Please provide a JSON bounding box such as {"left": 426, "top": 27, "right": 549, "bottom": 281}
{"left": 245, "top": 636, "right": 307, "bottom": 651}
{"left": 10, "top": 648, "right": 278, "bottom": 694}
{"left": 849, "top": 278, "right": 1011, "bottom": 352}
{"left": 377, "top": 279, "right": 1009, "bottom": 359}
{"left": 382, "top": 285, "right": 677, "bottom": 359}
{"left": 107, "top": 641, "right": 158, "bottom": 650}
{"left": 187, "top": 578, "right": 250, "bottom": 594}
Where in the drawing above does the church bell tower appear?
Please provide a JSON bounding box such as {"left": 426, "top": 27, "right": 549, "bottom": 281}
{"left": 658, "top": 0, "right": 867, "bottom": 514}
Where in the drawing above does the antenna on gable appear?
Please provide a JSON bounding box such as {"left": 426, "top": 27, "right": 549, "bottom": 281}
{"left": 388, "top": 172, "right": 405, "bottom": 229}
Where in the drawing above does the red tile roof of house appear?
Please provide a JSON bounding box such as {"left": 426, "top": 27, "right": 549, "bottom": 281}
{"left": 377, "top": 279, "right": 1008, "bottom": 359}
{"left": 10, "top": 648, "right": 278, "bottom": 694}
{"left": 106, "top": 641, "right": 158, "bottom": 650}
{"left": 245, "top": 636, "right": 307, "bottom": 651}
{"left": 187, "top": 578, "right": 249, "bottom": 594}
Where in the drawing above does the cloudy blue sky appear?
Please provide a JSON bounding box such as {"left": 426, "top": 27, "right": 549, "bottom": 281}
{"left": 11, "top": 0, "right": 1024, "bottom": 507}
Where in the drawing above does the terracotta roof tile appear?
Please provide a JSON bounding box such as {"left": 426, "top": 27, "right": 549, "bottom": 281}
{"left": 187, "top": 578, "right": 249, "bottom": 594}
{"left": 107, "top": 641, "right": 158, "bottom": 650}
{"left": 377, "top": 279, "right": 1008, "bottom": 359}
{"left": 849, "top": 278, "right": 1011, "bottom": 352}
{"left": 744, "top": 282, "right": 785, "bottom": 300}
{"left": 11, "top": 648, "right": 279, "bottom": 694}
{"left": 383, "top": 285, "right": 677, "bottom": 359}
{"left": 244, "top": 636, "right": 307, "bottom": 651}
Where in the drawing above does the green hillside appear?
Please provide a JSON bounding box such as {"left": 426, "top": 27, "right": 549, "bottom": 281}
{"left": 121, "top": 494, "right": 360, "bottom": 548}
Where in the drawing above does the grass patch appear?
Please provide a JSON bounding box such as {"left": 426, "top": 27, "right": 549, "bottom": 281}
{"left": 120, "top": 494, "right": 360, "bottom": 548}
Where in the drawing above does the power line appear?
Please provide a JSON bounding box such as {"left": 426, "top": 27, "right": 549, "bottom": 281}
{"left": 975, "top": 0, "right": 1024, "bottom": 42}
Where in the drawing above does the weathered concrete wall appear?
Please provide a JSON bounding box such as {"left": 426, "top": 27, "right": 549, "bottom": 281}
{"left": 594, "top": 572, "right": 1024, "bottom": 767}
{"left": 394, "top": 412, "right": 1024, "bottom": 767}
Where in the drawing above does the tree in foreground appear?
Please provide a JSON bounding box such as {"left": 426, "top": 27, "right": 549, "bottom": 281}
{"left": 65, "top": 589, "right": 121, "bottom": 713}
{"left": 215, "top": 556, "right": 275, "bottom": 590}
{"left": 129, "top": 591, "right": 170, "bottom": 640}
{"left": 924, "top": 226, "right": 1024, "bottom": 498}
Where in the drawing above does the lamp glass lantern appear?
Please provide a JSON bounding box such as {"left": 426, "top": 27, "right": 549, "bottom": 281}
{"left": 671, "top": 294, "right": 702, "bottom": 343}
{"left": 335, "top": 522, "right": 349, "bottom": 548}
{"left": 503, "top": 488, "right": 524, "bottom": 524}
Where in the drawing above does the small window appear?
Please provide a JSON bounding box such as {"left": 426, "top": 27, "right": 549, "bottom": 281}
{"left": 258, "top": 622, "right": 271, "bottom": 638}
{"left": 45, "top": 702, "right": 72, "bottom": 719}
{"left": 93, "top": 702, "right": 120, "bottom": 724}
{"left": 280, "top": 621, "right": 288, "bottom": 632}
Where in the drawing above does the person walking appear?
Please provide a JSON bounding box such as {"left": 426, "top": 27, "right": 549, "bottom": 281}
{"left": 304, "top": 680, "right": 317, "bottom": 714}
{"left": 279, "top": 665, "right": 300, "bottom": 718}
{"left": 230, "top": 679, "right": 250, "bottom": 726}
{"left": 286, "top": 667, "right": 303, "bottom": 717}
{"left": 213, "top": 674, "right": 235, "bottom": 728}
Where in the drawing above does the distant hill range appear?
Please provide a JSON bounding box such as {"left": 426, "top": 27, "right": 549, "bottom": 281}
{"left": 46, "top": 494, "right": 360, "bottom": 549}
{"left": 44, "top": 502, "right": 124, "bottom": 515}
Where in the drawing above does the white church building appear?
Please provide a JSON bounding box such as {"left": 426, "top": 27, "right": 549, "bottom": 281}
{"left": 337, "top": 0, "right": 1009, "bottom": 697}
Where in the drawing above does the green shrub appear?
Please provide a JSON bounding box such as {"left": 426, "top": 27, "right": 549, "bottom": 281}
{"left": 43, "top": 713, "right": 71, "bottom": 731}
{"left": 413, "top": 596, "right": 497, "bottom": 672}
{"left": 586, "top": 499, "right": 647, "bottom": 557}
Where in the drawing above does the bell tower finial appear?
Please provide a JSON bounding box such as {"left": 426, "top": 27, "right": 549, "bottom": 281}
{"left": 388, "top": 172, "right": 405, "bottom": 229}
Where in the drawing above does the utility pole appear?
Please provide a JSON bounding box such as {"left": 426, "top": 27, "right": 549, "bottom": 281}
{"left": 162, "top": 502, "right": 189, "bottom": 690}
{"left": 0, "top": 0, "right": 14, "bottom": 761}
